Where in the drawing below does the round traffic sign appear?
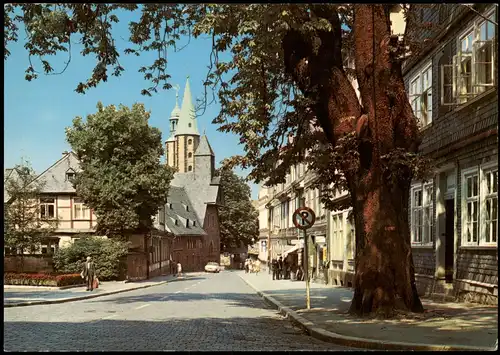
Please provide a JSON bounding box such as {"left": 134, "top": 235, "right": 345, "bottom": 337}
{"left": 292, "top": 207, "right": 316, "bottom": 230}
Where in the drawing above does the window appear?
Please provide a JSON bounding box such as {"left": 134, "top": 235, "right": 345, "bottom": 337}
{"left": 66, "top": 170, "right": 76, "bottom": 182}
{"left": 188, "top": 123, "right": 192, "bottom": 128}
{"left": 463, "top": 171, "right": 479, "bottom": 244}
{"left": 40, "top": 197, "right": 56, "bottom": 219}
{"left": 462, "top": 164, "right": 498, "bottom": 246}
{"left": 409, "top": 62, "right": 433, "bottom": 127}
{"left": 188, "top": 152, "right": 192, "bottom": 158}
{"left": 188, "top": 165, "right": 192, "bottom": 171}
{"left": 73, "top": 198, "right": 90, "bottom": 220}
{"left": 483, "top": 168, "right": 498, "bottom": 244}
{"left": 411, "top": 182, "right": 434, "bottom": 245}
{"left": 441, "top": 9, "right": 497, "bottom": 105}
{"left": 332, "top": 214, "right": 343, "bottom": 247}
{"left": 188, "top": 139, "right": 192, "bottom": 145}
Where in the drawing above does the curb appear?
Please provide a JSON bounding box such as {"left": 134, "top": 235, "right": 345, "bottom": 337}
{"left": 239, "top": 275, "right": 493, "bottom": 351}
{"left": 4, "top": 284, "right": 86, "bottom": 291}
{"left": 4, "top": 280, "right": 171, "bottom": 308}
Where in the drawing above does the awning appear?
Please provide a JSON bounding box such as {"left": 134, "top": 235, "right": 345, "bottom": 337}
{"left": 283, "top": 242, "right": 304, "bottom": 257}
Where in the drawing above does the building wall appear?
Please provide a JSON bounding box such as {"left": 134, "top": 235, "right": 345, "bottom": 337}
{"left": 405, "top": 4, "right": 498, "bottom": 304}
{"left": 166, "top": 141, "right": 175, "bottom": 167}
{"left": 204, "top": 205, "right": 221, "bottom": 263}
{"left": 174, "top": 135, "right": 200, "bottom": 173}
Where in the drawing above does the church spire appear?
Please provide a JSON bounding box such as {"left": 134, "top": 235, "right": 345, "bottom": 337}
{"left": 175, "top": 77, "right": 200, "bottom": 136}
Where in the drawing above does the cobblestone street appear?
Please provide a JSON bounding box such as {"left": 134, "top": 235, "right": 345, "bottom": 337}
{"left": 4, "top": 271, "right": 353, "bottom": 351}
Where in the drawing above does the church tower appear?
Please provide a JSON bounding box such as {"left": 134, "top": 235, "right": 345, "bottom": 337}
{"left": 165, "top": 77, "right": 201, "bottom": 173}
{"left": 165, "top": 85, "right": 181, "bottom": 168}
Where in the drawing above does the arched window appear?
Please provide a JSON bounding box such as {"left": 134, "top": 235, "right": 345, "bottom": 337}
{"left": 188, "top": 165, "right": 192, "bottom": 171}
{"left": 188, "top": 152, "right": 192, "bottom": 158}
{"left": 188, "top": 139, "right": 192, "bottom": 145}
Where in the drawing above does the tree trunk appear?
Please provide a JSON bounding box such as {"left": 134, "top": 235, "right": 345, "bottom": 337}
{"left": 348, "top": 5, "right": 423, "bottom": 317}
{"left": 283, "top": 4, "right": 425, "bottom": 317}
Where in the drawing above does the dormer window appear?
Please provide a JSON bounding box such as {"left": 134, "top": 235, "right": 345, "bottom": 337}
{"left": 174, "top": 219, "right": 179, "bottom": 226}
{"left": 186, "top": 219, "right": 190, "bottom": 228}
{"left": 66, "top": 169, "right": 76, "bottom": 182}
{"left": 193, "top": 221, "right": 196, "bottom": 227}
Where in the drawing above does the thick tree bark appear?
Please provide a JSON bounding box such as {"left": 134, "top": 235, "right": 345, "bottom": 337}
{"left": 283, "top": 4, "right": 424, "bottom": 317}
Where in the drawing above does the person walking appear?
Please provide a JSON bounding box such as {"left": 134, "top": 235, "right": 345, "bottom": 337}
{"left": 244, "top": 258, "right": 250, "bottom": 273}
{"left": 271, "top": 258, "right": 278, "bottom": 280}
{"left": 81, "top": 256, "right": 96, "bottom": 292}
{"left": 176, "top": 261, "right": 183, "bottom": 277}
{"left": 277, "top": 256, "right": 283, "bottom": 280}
{"left": 254, "top": 261, "right": 260, "bottom": 275}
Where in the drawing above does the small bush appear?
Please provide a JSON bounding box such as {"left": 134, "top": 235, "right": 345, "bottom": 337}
{"left": 4, "top": 272, "right": 82, "bottom": 287}
{"left": 53, "top": 235, "right": 129, "bottom": 281}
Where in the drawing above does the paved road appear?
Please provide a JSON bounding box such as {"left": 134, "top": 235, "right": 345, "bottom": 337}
{"left": 4, "top": 271, "right": 354, "bottom": 351}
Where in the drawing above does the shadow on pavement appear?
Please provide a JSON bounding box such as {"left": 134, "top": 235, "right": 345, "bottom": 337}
{"left": 88, "top": 291, "right": 275, "bottom": 311}
{"left": 162, "top": 276, "right": 207, "bottom": 283}
{"left": 3, "top": 317, "right": 351, "bottom": 351}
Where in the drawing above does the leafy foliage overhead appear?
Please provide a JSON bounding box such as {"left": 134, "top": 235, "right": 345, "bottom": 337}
{"left": 65, "top": 102, "right": 175, "bottom": 236}
{"left": 217, "top": 166, "right": 259, "bottom": 251}
{"left": 4, "top": 4, "right": 434, "bottom": 193}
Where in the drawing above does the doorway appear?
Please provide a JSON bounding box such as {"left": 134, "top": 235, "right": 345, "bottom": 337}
{"left": 444, "top": 199, "right": 455, "bottom": 283}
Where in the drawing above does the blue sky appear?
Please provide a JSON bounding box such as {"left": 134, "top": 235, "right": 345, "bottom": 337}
{"left": 4, "top": 10, "right": 259, "bottom": 200}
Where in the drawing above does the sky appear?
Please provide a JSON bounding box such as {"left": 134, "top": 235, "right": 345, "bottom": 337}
{"left": 4, "top": 10, "right": 260, "bottom": 200}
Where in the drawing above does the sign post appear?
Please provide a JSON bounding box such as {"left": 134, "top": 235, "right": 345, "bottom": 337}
{"left": 292, "top": 206, "right": 316, "bottom": 310}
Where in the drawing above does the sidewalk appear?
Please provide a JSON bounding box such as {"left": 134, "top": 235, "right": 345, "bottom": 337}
{"left": 4, "top": 273, "right": 190, "bottom": 308}
{"left": 239, "top": 271, "right": 497, "bottom": 351}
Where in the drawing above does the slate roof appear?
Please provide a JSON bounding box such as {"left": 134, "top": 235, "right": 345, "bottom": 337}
{"left": 194, "top": 135, "right": 214, "bottom": 156}
{"left": 164, "top": 186, "right": 206, "bottom": 236}
{"left": 29, "top": 152, "right": 81, "bottom": 193}
{"left": 170, "top": 168, "right": 221, "bottom": 225}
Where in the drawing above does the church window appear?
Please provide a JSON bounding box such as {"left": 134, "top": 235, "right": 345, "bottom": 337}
{"left": 188, "top": 165, "right": 192, "bottom": 171}
{"left": 188, "top": 152, "right": 192, "bottom": 158}
{"left": 188, "top": 139, "right": 192, "bottom": 145}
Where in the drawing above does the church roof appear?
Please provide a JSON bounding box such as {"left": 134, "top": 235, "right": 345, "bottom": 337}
{"left": 175, "top": 77, "right": 200, "bottom": 137}
{"left": 194, "top": 135, "right": 214, "bottom": 156}
{"left": 164, "top": 186, "right": 206, "bottom": 236}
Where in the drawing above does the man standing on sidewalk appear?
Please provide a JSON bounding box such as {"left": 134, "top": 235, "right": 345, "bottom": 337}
{"left": 81, "top": 256, "right": 96, "bottom": 292}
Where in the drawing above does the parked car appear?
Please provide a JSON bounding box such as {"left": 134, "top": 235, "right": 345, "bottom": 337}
{"left": 204, "top": 262, "right": 220, "bottom": 273}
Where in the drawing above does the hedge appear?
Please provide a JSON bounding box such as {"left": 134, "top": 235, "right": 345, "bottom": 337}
{"left": 4, "top": 272, "right": 83, "bottom": 287}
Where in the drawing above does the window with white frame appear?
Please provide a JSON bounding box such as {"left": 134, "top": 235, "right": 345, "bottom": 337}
{"left": 409, "top": 62, "right": 433, "bottom": 127}
{"left": 462, "top": 164, "right": 498, "bottom": 246}
{"left": 483, "top": 168, "right": 498, "bottom": 244}
{"left": 411, "top": 183, "right": 434, "bottom": 244}
{"left": 73, "top": 198, "right": 90, "bottom": 220}
{"left": 441, "top": 8, "right": 497, "bottom": 106}
{"left": 463, "top": 170, "right": 479, "bottom": 244}
{"left": 40, "top": 197, "right": 56, "bottom": 219}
